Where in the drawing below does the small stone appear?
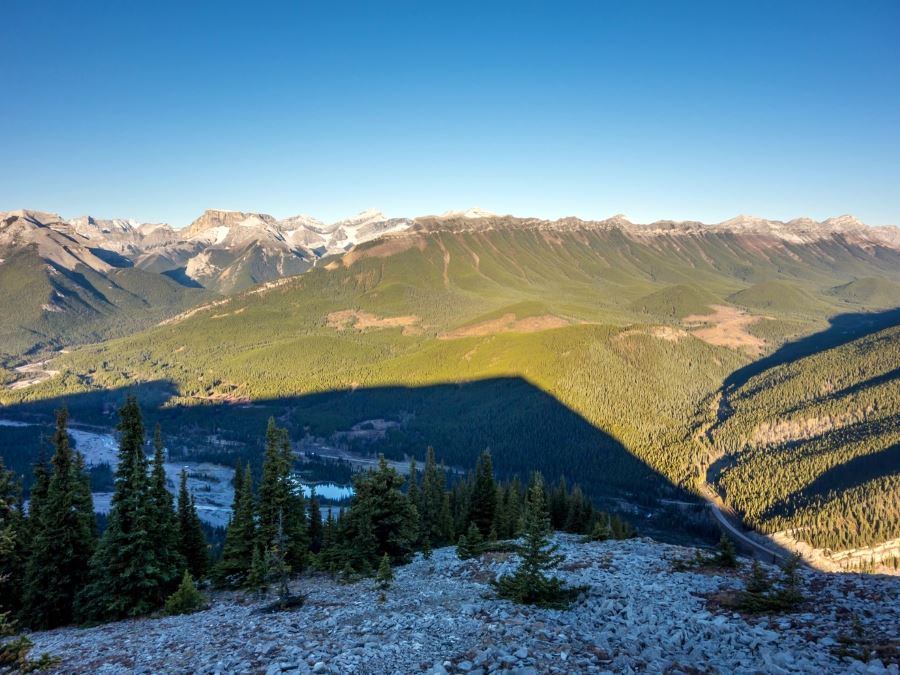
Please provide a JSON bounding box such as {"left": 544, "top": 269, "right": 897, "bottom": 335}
{"left": 312, "top": 662, "right": 326, "bottom": 673}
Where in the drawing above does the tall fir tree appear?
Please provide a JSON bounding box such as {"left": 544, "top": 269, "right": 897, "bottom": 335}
{"left": 176, "top": 470, "right": 208, "bottom": 579}
{"left": 77, "top": 395, "right": 172, "bottom": 621}
{"left": 494, "top": 473, "right": 570, "bottom": 607}
{"left": 549, "top": 477, "right": 569, "bottom": 530}
{"left": 0, "top": 458, "right": 25, "bottom": 616}
{"left": 407, "top": 457, "right": 419, "bottom": 508}
{"left": 308, "top": 487, "right": 323, "bottom": 554}
{"left": 148, "top": 424, "right": 184, "bottom": 596}
{"left": 469, "top": 450, "right": 496, "bottom": 536}
{"left": 22, "top": 408, "right": 96, "bottom": 629}
{"left": 341, "top": 456, "right": 418, "bottom": 568}
{"left": 257, "top": 418, "right": 308, "bottom": 572}
{"left": 419, "top": 447, "right": 451, "bottom": 546}
{"left": 215, "top": 463, "right": 256, "bottom": 587}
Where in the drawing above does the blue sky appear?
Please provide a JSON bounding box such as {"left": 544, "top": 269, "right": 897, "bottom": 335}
{"left": 2, "top": 0, "right": 898, "bottom": 227}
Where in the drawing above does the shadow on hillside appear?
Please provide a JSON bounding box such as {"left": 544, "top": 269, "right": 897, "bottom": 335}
{"left": 761, "top": 443, "right": 900, "bottom": 523}
{"left": 1, "top": 377, "right": 683, "bottom": 507}
{"left": 724, "top": 306, "right": 900, "bottom": 393}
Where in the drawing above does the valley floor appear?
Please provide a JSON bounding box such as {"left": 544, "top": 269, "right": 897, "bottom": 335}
{"left": 27, "top": 536, "right": 899, "bottom": 674}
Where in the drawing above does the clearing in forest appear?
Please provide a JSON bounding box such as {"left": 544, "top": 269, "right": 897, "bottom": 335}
{"left": 439, "top": 313, "right": 569, "bottom": 339}
{"left": 326, "top": 309, "right": 422, "bottom": 335}
{"left": 683, "top": 304, "right": 768, "bottom": 356}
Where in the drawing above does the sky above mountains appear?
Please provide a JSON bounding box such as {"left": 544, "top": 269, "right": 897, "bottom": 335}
{"left": 2, "top": 0, "right": 898, "bottom": 227}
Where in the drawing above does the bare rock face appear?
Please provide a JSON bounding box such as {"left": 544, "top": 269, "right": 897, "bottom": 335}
{"left": 26, "top": 536, "right": 900, "bottom": 674}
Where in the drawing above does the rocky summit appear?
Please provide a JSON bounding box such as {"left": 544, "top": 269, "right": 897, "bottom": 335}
{"left": 28, "top": 537, "right": 899, "bottom": 674}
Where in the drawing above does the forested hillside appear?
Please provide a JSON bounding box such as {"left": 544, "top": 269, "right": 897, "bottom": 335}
{"left": 2, "top": 220, "right": 899, "bottom": 551}
{"left": 709, "top": 324, "right": 900, "bottom": 552}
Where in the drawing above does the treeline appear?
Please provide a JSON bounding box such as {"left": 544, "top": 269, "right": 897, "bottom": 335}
{"left": 1, "top": 398, "right": 635, "bottom": 632}
{"left": 0, "top": 399, "right": 208, "bottom": 630}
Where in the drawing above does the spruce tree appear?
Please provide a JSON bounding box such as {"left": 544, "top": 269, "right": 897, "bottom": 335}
{"left": 420, "top": 448, "right": 450, "bottom": 546}
{"left": 77, "top": 395, "right": 169, "bottom": 621}
{"left": 308, "top": 487, "right": 323, "bottom": 554}
{"left": 0, "top": 458, "right": 25, "bottom": 616}
{"left": 341, "top": 456, "right": 417, "bottom": 568}
{"left": 148, "top": 424, "right": 183, "bottom": 596}
{"left": 318, "top": 508, "right": 336, "bottom": 569}
{"left": 714, "top": 535, "right": 738, "bottom": 569}
{"left": 22, "top": 408, "right": 96, "bottom": 629}
{"left": 215, "top": 463, "right": 256, "bottom": 587}
{"left": 549, "top": 477, "right": 569, "bottom": 530}
{"left": 375, "top": 553, "right": 393, "bottom": 602}
{"left": 164, "top": 570, "right": 205, "bottom": 616}
{"left": 494, "top": 473, "right": 573, "bottom": 607}
{"left": 469, "top": 450, "right": 496, "bottom": 536}
{"left": 177, "top": 470, "right": 208, "bottom": 579}
{"left": 407, "top": 457, "right": 419, "bottom": 513}
{"left": 257, "top": 419, "right": 308, "bottom": 572}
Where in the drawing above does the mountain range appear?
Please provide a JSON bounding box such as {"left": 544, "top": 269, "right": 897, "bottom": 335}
{"left": 3, "top": 203, "right": 900, "bottom": 563}
{"left": 2, "top": 205, "right": 898, "bottom": 364}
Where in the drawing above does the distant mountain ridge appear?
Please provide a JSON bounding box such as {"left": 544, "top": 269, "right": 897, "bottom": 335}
{"left": 4, "top": 206, "right": 899, "bottom": 291}
{"left": 2, "top": 205, "right": 899, "bottom": 363}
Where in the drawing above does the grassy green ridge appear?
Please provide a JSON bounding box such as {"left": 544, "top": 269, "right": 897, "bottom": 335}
{"left": 828, "top": 277, "right": 900, "bottom": 308}
{"left": 629, "top": 284, "right": 721, "bottom": 319}
{"left": 710, "top": 324, "right": 900, "bottom": 550}
{"left": 2, "top": 226, "right": 899, "bottom": 547}
{"left": 727, "top": 280, "right": 830, "bottom": 315}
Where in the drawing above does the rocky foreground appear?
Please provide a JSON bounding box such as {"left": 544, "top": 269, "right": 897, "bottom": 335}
{"left": 28, "top": 537, "right": 899, "bottom": 674}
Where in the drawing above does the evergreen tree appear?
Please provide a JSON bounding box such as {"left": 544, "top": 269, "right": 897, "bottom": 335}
{"left": 246, "top": 546, "right": 268, "bottom": 595}
{"left": 341, "top": 456, "right": 418, "bottom": 568}
{"left": 26, "top": 452, "right": 49, "bottom": 536}
{"left": 22, "top": 408, "right": 96, "bottom": 629}
{"left": 494, "top": 473, "right": 573, "bottom": 607}
{"left": 407, "top": 457, "right": 419, "bottom": 512}
{"left": 308, "top": 487, "right": 323, "bottom": 554}
{"left": 375, "top": 553, "right": 393, "bottom": 602}
{"left": 714, "top": 535, "right": 738, "bottom": 569}
{"left": 549, "top": 476, "right": 569, "bottom": 530}
{"left": 164, "top": 570, "right": 205, "bottom": 616}
{"left": 77, "top": 395, "right": 170, "bottom": 621}
{"left": 265, "top": 510, "right": 292, "bottom": 605}
{"left": 456, "top": 521, "right": 484, "bottom": 560}
{"left": 148, "top": 424, "right": 183, "bottom": 595}
{"left": 215, "top": 463, "right": 256, "bottom": 587}
{"left": 469, "top": 450, "right": 496, "bottom": 536}
{"left": 419, "top": 448, "right": 450, "bottom": 546}
{"left": 0, "top": 458, "right": 25, "bottom": 616}
{"left": 257, "top": 418, "right": 308, "bottom": 571}
{"left": 563, "top": 485, "right": 592, "bottom": 534}
{"left": 177, "top": 470, "right": 208, "bottom": 579}
{"left": 318, "top": 508, "right": 337, "bottom": 571}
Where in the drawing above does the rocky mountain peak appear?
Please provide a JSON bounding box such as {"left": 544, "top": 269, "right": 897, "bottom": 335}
{"left": 185, "top": 209, "right": 277, "bottom": 239}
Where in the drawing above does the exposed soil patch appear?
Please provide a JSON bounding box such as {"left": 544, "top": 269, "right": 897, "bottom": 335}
{"left": 617, "top": 326, "right": 689, "bottom": 343}
{"left": 341, "top": 234, "right": 426, "bottom": 266}
{"left": 683, "top": 305, "right": 768, "bottom": 356}
{"left": 326, "top": 309, "right": 422, "bottom": 335}
{"left": 439, "top": 313, "right": 569, "bottom": 339}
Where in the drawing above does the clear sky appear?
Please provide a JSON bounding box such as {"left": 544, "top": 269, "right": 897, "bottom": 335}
{"left": 2, "top": 0, "right": 898, "bottom": 227}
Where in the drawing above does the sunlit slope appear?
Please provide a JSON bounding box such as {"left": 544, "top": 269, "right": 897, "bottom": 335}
{"left": 3, "top": 224, "right": 898, "bottom": 497}
{"left": 710, "top": 324, "right": 900, "bottom": 550}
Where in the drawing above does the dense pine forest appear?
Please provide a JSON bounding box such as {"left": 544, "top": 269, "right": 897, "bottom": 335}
{"left": 2, "top": 224, "right": 899, "bottom": 564}
{"left": 710, "top": 325, "right": 900, "bottom": 550}
{"left": 0, "top": 397, "right": 632, "bottom": 639}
